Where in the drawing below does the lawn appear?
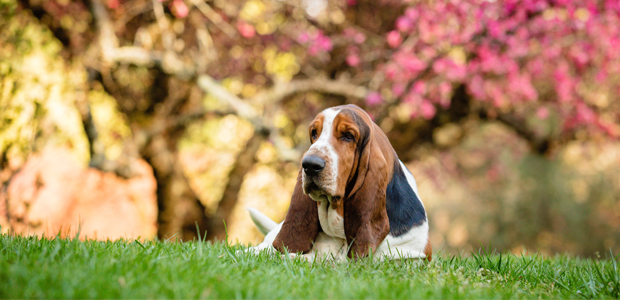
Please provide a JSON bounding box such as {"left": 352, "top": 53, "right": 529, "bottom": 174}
{"left": 0, "top": 233, "right": 618, "bottom": 299}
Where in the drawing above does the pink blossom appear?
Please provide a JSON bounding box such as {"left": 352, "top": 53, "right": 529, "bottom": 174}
{"left": 404, "top": 7, "right": 419, "bottom": 22}
{"left": 520, "top": 74, "right": 538, "bottom": 101}
{"left": 346, "top": 54, "right": 360, "bottom": 67}
{"left": 317, "top": 35, "right": 333, "bottom": 52}
{"left": 420, "top": 47, "right": 437, "bottom": 59}
{"left": 301, "top": 31, "right": 332, "bottom": 56}
{"left": 396, "top": 17, "right": 412, "bottom": 32}
{"left": 490, "top": 86, "right": 506, "bottom": 108}
{"left": 570, "top": 47, "right": 589, "bottom": 68}
{"left": 468, "top": 75, "right": 485, "bottom": 100}
{"left": 527, "top": 58, "right": 544, "bottom": 75}
{"left": 297, "top": 32, "right": 310, "bottom": 43}
{"left": 107, "top": 0, "right": 120, "bottom": 9}
{"left": 412, "top": 81, "right": 426, "bottom": 95}
{"left": 446, "top": 63, "right": 467, "bottom": 81}
{"left": 387, "top": 31, "right": 402, "bottom": 48}
{"left": 595, "top": 70, "right": 608, "bottom": 83}
{"left": 395, "top": 54, "right": 426, "bottom": 75}
{"left": 554, "top": 64, "right": 575, "bottom": 103}
{"left": 420, "top": 99, "right": 436, "bottom": 120}
{"left": 404, "top": 93, "right": 421, "bottom": 105}
{"left": 576, "top": 103, "right": 595, "bottom": 124}
{"left": 536, "top": 107, "right": 549, "bottom": 120}
{"left": 384, "top": 63, "right": 399, "bottom": 80}
{"left": 438, "top": 81, "right": 452, "bottom": 108}
{"left": 487, "top": 20, "right": 505, "bottom": 39}
{"left": 354, "top": 33, "right": 366, "bottom": 44}
{"left": 598, "top": 121, "right": 619, "bottom": 137}
{"left": 392, "top": 83, "right": 406, "bottom": 97}
{"left": 237, "top": 21, "right": 255, "bottom": 38}
{"left": 433, "top": 59, "right": 448, "bottom": 73}
{"left": 171, "top": 0, "right": 188, "bottom": 18}
{"left": 365, "top": 92, "right": 383, "bottom": 106}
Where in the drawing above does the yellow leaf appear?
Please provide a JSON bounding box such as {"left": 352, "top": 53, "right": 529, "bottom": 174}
{"left": 240, "top": 0, "right": 266, "bottom": 21}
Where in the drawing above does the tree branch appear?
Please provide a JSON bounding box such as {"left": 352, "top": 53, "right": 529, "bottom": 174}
{"left": 189, "top": 0, "right": 238, "bottom": 38}
{"left": 196, "top": 76, "right": 259, "bottom": 120}
{"left": 253, "top": 77, "right": 369, "bottom": 105}
{"left": 492, "top": 113, "right": 550, "bottom": 154}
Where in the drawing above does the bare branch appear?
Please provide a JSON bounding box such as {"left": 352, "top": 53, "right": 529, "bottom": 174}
{"left": 143, "top": 109, "right": 233, "bottom": 143}
{"left": 494, "top": 113, "right": 550, "bottom": 154}
{"left": 253, "top": 77, "right": 369, "bottom": 105}
{"left": 91, "top": 0, "right": 118, "bottom": 62}
{"left": 269, "top": 132, "right": 304, "bottom": 162}
{"left": 190, "top": 0, "right": 238, "bottom": 38}
{"left": 196, "top": 75, "right": 259, "bottom": 120}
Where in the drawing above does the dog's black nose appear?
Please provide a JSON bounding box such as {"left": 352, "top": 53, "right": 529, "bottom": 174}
{"left": 302, "top": 156, "right": 325, "bottom": 176}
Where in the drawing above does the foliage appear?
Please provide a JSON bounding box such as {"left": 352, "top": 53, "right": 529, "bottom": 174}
{"left": 0, "top": 0, "right": 88, "bottom": 167}
{"left": 1, "top": 233, "right": 619, "bottom": 299}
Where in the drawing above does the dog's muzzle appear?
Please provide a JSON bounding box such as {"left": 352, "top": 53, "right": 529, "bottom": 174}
{"left": 301, "top": 155, "right": 333, "bottom": 201}
{"left": 302, "top": 155, "right": 325, "bottom": 176}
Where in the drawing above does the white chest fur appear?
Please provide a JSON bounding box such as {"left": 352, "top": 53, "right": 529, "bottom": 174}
{"left": 317, "top": 201, "right": 345, "bottom": 239}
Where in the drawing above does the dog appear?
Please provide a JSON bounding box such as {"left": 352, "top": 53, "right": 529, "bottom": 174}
{"left": 246, "top": 105, "right": 431, "bottom": 262}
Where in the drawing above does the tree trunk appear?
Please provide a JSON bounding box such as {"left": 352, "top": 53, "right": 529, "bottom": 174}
{"left": 206, "top": 129, "right": 268, "bottom": 241}
{"left": 144, "top": 134, "right": 209, "bottom": 241}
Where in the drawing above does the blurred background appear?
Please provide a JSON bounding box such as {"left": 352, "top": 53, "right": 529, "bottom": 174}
{"left": 1, "top": 0, "right": 619, "bottom": 257}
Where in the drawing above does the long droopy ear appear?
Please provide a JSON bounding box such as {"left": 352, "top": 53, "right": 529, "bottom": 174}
{"left": 272, "top": 170, "right": 320, "bottom": 254}
{"left": 344, "top": 123, "right": 392, "bottom": 259}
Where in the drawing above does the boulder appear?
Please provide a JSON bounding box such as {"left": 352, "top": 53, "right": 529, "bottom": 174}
{"left": 6, "top": 147, "right": 157, "bottom": 240}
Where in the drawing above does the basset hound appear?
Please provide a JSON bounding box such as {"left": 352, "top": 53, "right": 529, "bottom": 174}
{"left": 247, "top": 104, "right": 431, "bottom": 261}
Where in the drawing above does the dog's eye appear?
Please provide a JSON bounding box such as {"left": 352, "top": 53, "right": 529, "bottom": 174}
{"left": 342, "top": 132, "right": 355, "bottom": 142}
{"left": 311, "top": 129, "right": 318, "bottom": 140}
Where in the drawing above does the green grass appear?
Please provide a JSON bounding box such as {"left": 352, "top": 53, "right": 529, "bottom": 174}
{"left": 1, "top": 233, "right": 618, "bottom": 299}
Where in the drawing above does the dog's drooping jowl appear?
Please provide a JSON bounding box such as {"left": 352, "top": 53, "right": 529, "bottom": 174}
{"left": 248, "top": 104, "right": 431, "bottom": 262}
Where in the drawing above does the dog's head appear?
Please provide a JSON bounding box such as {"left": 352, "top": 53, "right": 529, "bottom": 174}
{"left": 301, "top": 105, "right": 376, "bottom": 203}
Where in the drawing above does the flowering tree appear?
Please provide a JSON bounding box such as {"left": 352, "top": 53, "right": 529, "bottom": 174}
{"left": 376, "top": 0, "right": 620, "bottom": 152}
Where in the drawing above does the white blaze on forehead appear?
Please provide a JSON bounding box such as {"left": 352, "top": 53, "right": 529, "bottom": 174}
{"left": 307, "top": 108, "right": 341, "bottom": 195}
{"left": 311, "top": 108, "right": 340, "bottom": 148}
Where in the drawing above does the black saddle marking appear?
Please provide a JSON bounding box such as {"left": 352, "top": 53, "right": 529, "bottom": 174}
{"left": 385, "top": 160, "right": 427, "bottom": 237}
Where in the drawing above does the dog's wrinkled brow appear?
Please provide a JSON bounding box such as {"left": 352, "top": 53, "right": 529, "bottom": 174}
{"left": 340, "top": 108, "right": 370, "bottom": 150}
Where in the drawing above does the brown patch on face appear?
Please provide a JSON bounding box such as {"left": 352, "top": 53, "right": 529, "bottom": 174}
{"left": 308, "top": 114, "right": 324, "bottom": 144}
{"left": 303, "top": 113, "right": 330, "bottom": 196}
{"left": 338, "top": 105, "right": 397, "bottom": 197}
{"left": 424, "top": 237, "right": 433, "bottom": 261}
{"left": 329, "top": 112, "right": 362, "bottom": 198}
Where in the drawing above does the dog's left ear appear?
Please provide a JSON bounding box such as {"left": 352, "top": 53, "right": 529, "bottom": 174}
{"left": 272, "top": 170, "right": 320, "bottom": 254}
{"left": 344, "top": 122, "right": 392, "bottom": 259}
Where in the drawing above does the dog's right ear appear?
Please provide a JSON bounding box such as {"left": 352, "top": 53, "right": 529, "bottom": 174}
{"left": 272, "top": 170, "right": 320, "bottom": 254}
